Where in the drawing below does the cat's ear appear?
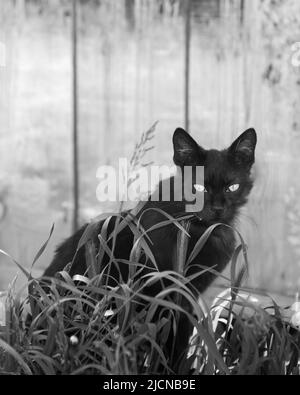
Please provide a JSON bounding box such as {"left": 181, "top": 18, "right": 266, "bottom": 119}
{"left": 228, "top": 128, "right": 257, "bottom": 167}
{"left": 173, "top": 128, "right": 204, "bottom": 166}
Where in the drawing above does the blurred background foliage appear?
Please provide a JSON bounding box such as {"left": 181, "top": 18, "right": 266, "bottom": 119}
{"left": 0, "top": 0, "right": 300, "bottom": 298}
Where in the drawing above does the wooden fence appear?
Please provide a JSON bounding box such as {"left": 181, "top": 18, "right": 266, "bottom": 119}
{"left": 0, "top": 0, "right": 300, "bottom": 296}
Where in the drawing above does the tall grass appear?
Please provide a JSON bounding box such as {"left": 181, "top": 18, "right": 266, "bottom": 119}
{"left": 0, "top": 208, "right": 299, "bottom": 375}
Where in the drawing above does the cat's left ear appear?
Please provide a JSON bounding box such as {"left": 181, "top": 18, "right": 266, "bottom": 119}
{"left": 228, "top": 128, "right": 257, "bottom": 167}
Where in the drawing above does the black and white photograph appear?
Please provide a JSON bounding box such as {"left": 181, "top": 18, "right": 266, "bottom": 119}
{"left": 0, "top": 0, "right": 300, "bottom": 377}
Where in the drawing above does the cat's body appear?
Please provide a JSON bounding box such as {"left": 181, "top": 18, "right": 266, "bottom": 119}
{"left": 44, "top": 127, "right": 257, "bottom": 372}
{"left": 44, "top": 192, "right": 235, "bottom": 293}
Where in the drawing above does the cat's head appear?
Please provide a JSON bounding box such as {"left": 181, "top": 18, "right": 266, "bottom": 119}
{"left": 173, "top": 127, "right": 257, "bottom": 224}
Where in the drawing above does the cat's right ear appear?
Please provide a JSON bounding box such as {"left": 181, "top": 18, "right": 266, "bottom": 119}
{"left": 173, "top": 128, "right": 203, "bottom": 166}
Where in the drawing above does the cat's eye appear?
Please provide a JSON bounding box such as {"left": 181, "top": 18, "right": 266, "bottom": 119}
{"left": 194, "top": 184, "right": 207, "bottom": 192}
{"left": 227, "top": 184, "right": 240, "bottom": 192}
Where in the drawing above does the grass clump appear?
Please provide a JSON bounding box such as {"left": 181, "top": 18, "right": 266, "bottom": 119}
{"left": 0, "top": 207, "right": 299, "bottom": 375}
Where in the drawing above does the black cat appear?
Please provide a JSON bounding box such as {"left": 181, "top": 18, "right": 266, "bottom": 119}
{"left": 44, "top": 127, "right": 257, "bottom": 372}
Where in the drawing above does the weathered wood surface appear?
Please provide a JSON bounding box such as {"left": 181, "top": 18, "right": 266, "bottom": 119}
{"left": 0, "top": 0, "right": 300, "bottom": 296}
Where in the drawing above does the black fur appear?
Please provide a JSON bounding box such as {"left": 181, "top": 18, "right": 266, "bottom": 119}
{"left": 44, "top": 127, "right": 257, "bottom": 372}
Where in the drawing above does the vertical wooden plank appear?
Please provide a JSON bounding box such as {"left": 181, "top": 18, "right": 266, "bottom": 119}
{"left": 184, "top": 0, "right": 191, "bottom": 132}
{"left": 0, "top": 2, "right": 74, "bottom": 289}
{"left": 71, "top": 0, "right": 79, "bottom": 232}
